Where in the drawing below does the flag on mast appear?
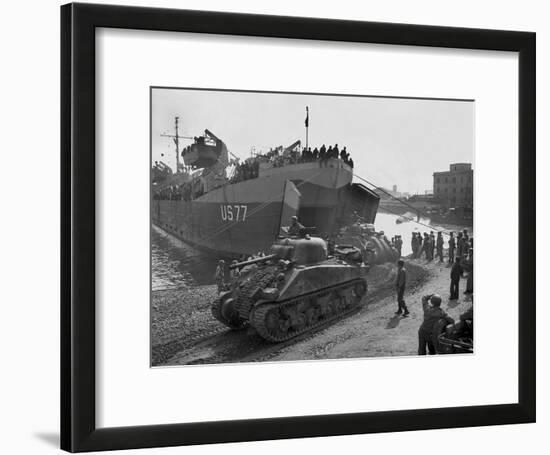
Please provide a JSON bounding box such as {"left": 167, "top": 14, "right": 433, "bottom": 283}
{"left": 305, "top": 106, "right": 309, "bottom": 127}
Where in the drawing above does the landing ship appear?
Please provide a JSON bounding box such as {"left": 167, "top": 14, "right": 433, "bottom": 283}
{"left": 152, "top": 118, "right": 380, "bottom": 257}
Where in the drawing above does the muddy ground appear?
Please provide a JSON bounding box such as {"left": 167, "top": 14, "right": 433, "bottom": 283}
{"left": 151, "top": 258, "right": 473, "bottom": 366}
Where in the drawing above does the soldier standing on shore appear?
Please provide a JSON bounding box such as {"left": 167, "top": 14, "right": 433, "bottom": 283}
{"left": 418, "top": 294, "right": 454, "bottom": 355}
{"left": 395, "top": 235, "right": 403, "bottom": 257}
{"left": 411, "top": 233, "right": 419, "bottom": 258}
{"left": 214, "top": 260, "right": 226, "bottom": 293}
{"left": 436, "top": 232, "right": 444, "bottom": 262}
{"left": 464, "top": 248, "right": 474, "bottom": 295}
{"left": 456, "top": 232, "right": 464, "bottom": 259}
{"left": 394, "top": 260, "right": 409, "bottom": 317}
{"left": 450, "top": 257, "right": 464, "bottom": 300}
{"left": 424, "top": 233, "right": 433, "bottom": 261}
{"left": 448, "top": 232, "right": 456, "bottom": 264}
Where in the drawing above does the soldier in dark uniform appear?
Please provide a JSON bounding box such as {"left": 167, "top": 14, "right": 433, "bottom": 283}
{"left": 456, "top": 232, "right": 464, "bottom": 259}
{"left": 464, "top": 248, "right": 474, "bottom": 294}
{"left": 436, "top": 232, "right": 444, "bottom": 262}
{"left": 448, "top": 232, "right": 456, "bottom": 264}
{"left": 340, "top": 146, "right": 348, "bottom": 163}
{"left": 450, "top": 257, "right": 463, "bottom": 300}
{"left": 312, "top": 147, "right": 319, "bottom": 161}
{"left": 395, "top": 235, "right": 403, "bottom": 257}
{"left": 319, "top": 144, "right": 327, "bottom": 166}
{"left": 394, "top": 260, "right": 409, "bottom": 317}
{"left": 288, "top": 216, "right": 305, "bottom": 237}
{"left": 421, "top": 233, "right": 430, "bottom": 260}
{"left": 418, "top": 294, "right": 454, "bottom": 355}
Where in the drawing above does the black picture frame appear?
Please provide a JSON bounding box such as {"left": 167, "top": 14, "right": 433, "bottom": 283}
{"left": 61, "top": 2, "right": 536, "bottom": 452}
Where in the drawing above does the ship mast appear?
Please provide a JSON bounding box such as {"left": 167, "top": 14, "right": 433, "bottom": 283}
{"left": 160, "top": 116, "right": 193, "bottom": 173}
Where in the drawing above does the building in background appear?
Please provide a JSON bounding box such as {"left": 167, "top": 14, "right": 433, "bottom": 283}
{"left": 379, "top": 184, "right": 411, "bottom": 200}
{"left": 433, "top": 163, "right": 473, "bottom": 208}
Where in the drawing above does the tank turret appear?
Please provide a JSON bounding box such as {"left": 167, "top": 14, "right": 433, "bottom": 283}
{"left": 211, "top": 237, "right": 369, "bottom": 342}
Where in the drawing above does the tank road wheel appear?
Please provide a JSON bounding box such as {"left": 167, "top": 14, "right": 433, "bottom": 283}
{"left": 264, "top": 308, "right": 291, "bottom": 338}
{"left": 353, "top": 281, "right": 368, "bottom": 299}
{"left": 330, "top": 291, "right": 345, "bottom": 315}
{"left": 252, "top": 279, "right": 371, "bottom": 342}
{"left": 304, "top": 299, "right": 321, "bottom": 325}
{"left": 293, "top": 310, "right": 307, "bottom": 332}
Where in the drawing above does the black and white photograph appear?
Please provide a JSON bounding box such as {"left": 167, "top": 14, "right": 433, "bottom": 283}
{"left": 0, "top": 0, "right": 543, "bottom": 453}
{"left": 151, "top": 87, "right": 475, "bottom": 366}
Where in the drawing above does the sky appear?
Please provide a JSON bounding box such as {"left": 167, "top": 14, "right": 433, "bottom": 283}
{"left": 151, "top": 88, "right": 474, "bottom": 194}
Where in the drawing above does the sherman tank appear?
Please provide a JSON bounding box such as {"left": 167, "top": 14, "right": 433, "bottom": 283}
{"left": 211, "top": 236, "right": 369, "bottom": 342}
{"left": 335, "top": 222, "right": 399, "bottom": 265}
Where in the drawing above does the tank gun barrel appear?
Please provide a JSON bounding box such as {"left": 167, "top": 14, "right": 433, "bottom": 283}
{"left": 230, "top": 254, "right": 277, "bottom": 269}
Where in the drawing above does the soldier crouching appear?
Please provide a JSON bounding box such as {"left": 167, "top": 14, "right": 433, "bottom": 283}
{"left": 418, "top": 294, "right": 454, "bottom": 355}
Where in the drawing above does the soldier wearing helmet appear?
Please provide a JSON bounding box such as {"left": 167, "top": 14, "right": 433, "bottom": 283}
{"left": 418, "top": 294, "right": 454, "bottom": 355}
{"left": 287, "top": 216, "right": 305, "bottom": 237}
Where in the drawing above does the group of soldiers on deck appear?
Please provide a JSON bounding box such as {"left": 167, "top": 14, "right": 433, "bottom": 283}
{"left": 231, "top": 143, "right": 355, "bottom": 184}
{"left": 230, "top": 159, "right": 260, "bottom": 183}
{"left": 266, "top": 143, "right": 355, "bottom": 168}
{"left": 300, "top": 144, "right": 354, "bottom": 168}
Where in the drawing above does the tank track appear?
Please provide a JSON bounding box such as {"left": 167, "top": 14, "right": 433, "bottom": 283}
{"left": 251, "top": 278, "right": 367, "bottom": 342}
{"left": 234, "top": 266, "right": 278, "bottom": 319}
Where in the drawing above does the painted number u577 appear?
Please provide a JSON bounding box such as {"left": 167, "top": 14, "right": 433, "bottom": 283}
{"left": 220, "top": 204, "right": 248, "bottom": 222}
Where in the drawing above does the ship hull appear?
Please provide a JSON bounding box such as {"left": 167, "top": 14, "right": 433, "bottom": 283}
{"left": 152, "top": 160, "right": 380, "bottom": 257}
